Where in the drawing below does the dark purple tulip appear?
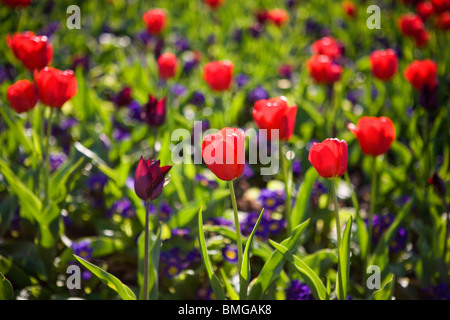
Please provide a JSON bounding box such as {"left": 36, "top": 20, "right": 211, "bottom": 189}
{"left": 419, "top": 82, "right": 439, "bottom": 111}
{"left": 190, "top": 91, "right": 205, "bottom": 107}
{"left": 113, "top": 87, "right": 132, "bottom": 107}
{"left": 429, "top": 172, "right": 446, "bottom": 197}
{"left": 134, "top": 157, "right": 171, "bottom": 201}
{"left": 141, "top": 95, "right": 166, "bottom": 127}
{"left": 236, "top": 73, "right": 249, "bottom": 88}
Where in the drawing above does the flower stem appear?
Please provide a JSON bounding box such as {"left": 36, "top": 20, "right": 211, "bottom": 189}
{"left": 228, "top": 181, "right": 243, "bottom": 292}
{"left": 368, "top": 156, "right": 378, "bottom": 252}
{"left": 143, "top": 199, "right": 150, "bottom": 300}
{"left": 280, "top": 144, "right": 292, "bottom": 233}
{"left": 330, "top": 179, "right": 345, "bottom": 300}
{"left": 43, "top": 108, "right": 54, "bottom": 207}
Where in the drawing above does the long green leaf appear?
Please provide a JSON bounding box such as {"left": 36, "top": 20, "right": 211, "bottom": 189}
{"left": 290, "top": 167, "right": 318, "bottom": 228}
{"left": 269, "top": 240, "right": 327, "bottom": 300}
{"left": 336, "top": 216, "right": 352, "bottom": 300}
{"left": 73, "top": 254, "right": 136, "bottom": 300}
{"left": 197, "top": 208, "right": 225, "bottom": 300}
{"left": 0, "top": 158, "right": 42, "bottom": 223}
{"left": 248, "top": 219, "right": 310, "bottom": 300}
{"left": 220, "top": 269, "right": 239, "bottom": 300}
{"left": 240, "top": 208, "right": 264, "bottom": 300}
{"left": 373, "top": 274, "right": 395, "bottom": 300}
{"left": 0, "top": 272, "right": 14, "bottom": 300}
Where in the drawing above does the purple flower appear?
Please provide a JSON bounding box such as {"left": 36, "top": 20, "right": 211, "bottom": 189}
{"left": 242, "top": 162, "right": 254, "bottom": 179}
{"left": 247, "top": 86, "right": 269, "bottom": 105}
{"left": 71, "top": 54, "right": 90, "bottom": 71}
{"left": 207, "top": 217, "right": 233, "bottom": 227}
{"left": 172, "top": 228, "right": 191, "bottom": 239}
{"left": 49, "top": 153, "right": 67, "bottom": 173}
{"left": 175, "top": 37, "right": 190, "bottom": 52}
{"left": 195, "top": 174, "right": 218, "bottom": 189}
{"left": 240, "top": 211, "right": 285, "bottom": 240}
{"left": 286, "top": 280, "right": 315, "bottom": 300}
{"left": 164, "top": 262, "right": 182, "bottom": 278}
{"left": 183, "top": 58, "right": 199, "bottom": 74}
{"left": 292, "top": 160, "right": 301, "bottom": 177}
{"left": 235, "top": 73, "right": 249, "bottom": 88}
{"left": 171, "top": 84, "right": 188, "bottom": 97}
{"left": 108, "top": 198, "right": 135, "bottom": 218}
{"left": 278, "top": 64, "right": 293, "bottom": 79}
{"left": 249, "top": 23, "right": 264, "bottom": 38}
{"left": 190, "top": 91, "right": 205, "bottom": 107}
{"left": 71, "top": 239, "right": 93, "bottom": 260}
{"left": 159, "top": 201, "right": 173, "bottom": 221}
{"left": 128, "top": 100, "right": 142, "bottom": 121}
{"left": 366, "top": 214, "right": 408, "bottom": 253}
{"left": 222, "top": 245, "right": 239, "bottom": 264}
{"left": 423, "top": 283, "right": 450, "bottom": 300}
{"left": 39, "top": 21, "right": 59, "bottom": 38}
{"left": 88, "top": 173, "right": 108, "bottom": 193}
{"left": 258, "top": 189, "right": 285, "bottom": 211}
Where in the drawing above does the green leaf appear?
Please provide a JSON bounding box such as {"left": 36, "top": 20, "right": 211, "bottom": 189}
{"left": 370, "top": 200, "right": 413, "bottom": 273}
{"left": 336, "top": 216, "right": 352, "bottom": 300}
{"left": 269, "top": 239, "right": 327, "bottom": 300}
{"left": 0, "top": 272, "right": 14, "bottom": 300}
{"left": 197, "top": 208, "right": 225, "bottom": 300}
{"left": 0, "top": 158, "right": 42, "bottom": 223}
{"left": 73, "top": 254, "right": 136, "bottom": 300}
{"left": 240, "top": 208, "right": 264, "bottom": 300}
{"left": 290, "top": 167, "right": 318, "bottom": 229}
{"left": 49, "top": 155, "right": 86, "bottom": 203}
{"left": 220, "top": 269, "right": 239, "bottom": 300}
{"left": 373, "top": 274, "right": 395, "bottom": 300}
{"left": 248, "top": 219, "right": 310, "bottom": 300}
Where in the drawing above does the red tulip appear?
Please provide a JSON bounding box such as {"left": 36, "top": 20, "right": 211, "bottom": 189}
{"left": 437, "top": 12, "right": 450, "bottom": 30}
{"left": 252, "top": 96, "right": 297, "bottom": 141}
{"left": 141, "top": 95, "right": 166, "bottom": 127}
{"left": 369, "top": 49, "right": 398, "bottom": 81}
{"left": 267, "top": 9, "right": 289, "bottom": 27}
{"left": 143, "top": 8, "right": 167, "bottom": 35}
{"left": 306, "top": 54, "right": 343, "bottom": 84}
{"left": 1, "top": 0, "right": 31, "bottom": 7}
{"left": 404, "top": 59, "right": 438, "bottom": 90}
{"left": 311, "top": 37, "right": 342, "bottom": 61}
{"left": 398, "top": 14, "right": 425, "bottom": 37}
{"left": 6, "top": 31, "right": 53, "bottom": 71}
{"left": 157, "top": 52, "right": 178, "bottom": 79}
{"left": 342, "top": 1, "right": 357, "bottom": 18}
{"left": 35, "top": 67, "right": 78, "bottom": 108}
{"left": 308, "top": 138, "right": 348, "bottom": 179}
{"left": 416, "top": 1, "right": 434, "bottom": 20}
{"left": 202, "top": 127, "right": 245, "bottom": 181}
{"left": 398, "top": 13, "right": 429, "bottom": 47}
{"left": 203, "top": 60, "right": 234, "bottom": 91}
{"left": 431, "top": 0, "right": 450, "bottom": 13}
{"left": 134, "top": 157, "right": 171, "bottom": 201}
{"left": 348, "top": 117, "right": 396, "bottom": 157}
{"left": 6, "top": 79, "right": 37, "bottom": 113}
{"left": 204, "top": 0, "right": 224, "bottom": 9}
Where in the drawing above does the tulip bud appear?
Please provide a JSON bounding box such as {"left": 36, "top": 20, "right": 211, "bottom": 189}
{"left": 6, "top": 79, "right": 37, "bottom": 113}
{"left": 202, "top": 60, "right": 234, "bottom": 92}
{"left": 347, "top": 116, "right": 396, "bottom": 156}
{"left": 7, "top": 31, "right": 53, "bottom": 71}
{"left": 35, "top": 67, "right": 78, "bottom": 108}
{"left": 308, "top": 138, "right": 348, "bottom": 179}
{"left": 157, "top": 52, "right": 178, "bottom": 79}
{"left": 252, "top": 96, "right": 297, "bottom": 141}
{"left": 134, "top": 157, "right": 171, "bottom": 201}
{"left": 370, "top": 49, "right": 398, "bottom": 82}
{"left": 202, "top": 127, "right": 245, "bottom": 181}
{"left": 141, "top": 95, "right": 166, "bottom": 127}
{"left": 306, "top": 54, "right": 343, "bottom": 84}
{"left": 143, "top": 8, "right": 167, "bottom": 35}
